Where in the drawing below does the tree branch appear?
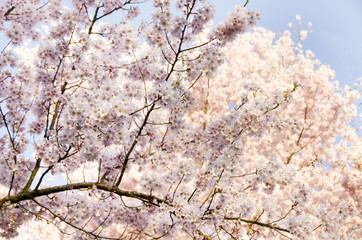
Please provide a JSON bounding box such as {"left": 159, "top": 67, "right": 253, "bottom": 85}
{"left": 20, "top": 158, "right": 42, "bottom": 194}
{"left": 0, "top": 182, "right": 168, "bottom": 208}
{"left": 115, "top": 101, "right": 157, "bottom": 187}
{"left": 224, "top": 216, "right": 291, "bottom": 233}
{"left": 164, "top": 0, "right": 197, "bottom": 82}
{"left": 4, "top": 6, "right": 15, "bottom": 20}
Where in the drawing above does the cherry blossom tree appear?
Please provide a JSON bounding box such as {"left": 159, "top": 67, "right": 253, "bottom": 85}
{"left": 0, "top": 0, "right": 361, "bottom": 239}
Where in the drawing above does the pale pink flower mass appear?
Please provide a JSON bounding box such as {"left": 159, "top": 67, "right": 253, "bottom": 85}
{"left": 0, "top": 0, "right": 361, "bottom": 239}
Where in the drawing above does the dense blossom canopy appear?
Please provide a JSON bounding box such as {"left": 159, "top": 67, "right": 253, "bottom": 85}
{"left": 0, "top": 0, "right": 361, "bottom": 239}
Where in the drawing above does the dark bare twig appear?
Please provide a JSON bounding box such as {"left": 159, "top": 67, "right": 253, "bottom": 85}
{"left": 30, "top": 199, "right": 120, "bottom": 240}
{"left": 88, "top": 0, "right": 134, "bottom": 34}
{"left": 34, "top": 146, "right": 73, "bottom": 190}
{"left": 88, "top": 6, "right": 101, "bottom": 34}
{"left": 201, "top": 169, "right": 224, "bottom": 215}
{"left": 180, "top": 39, "right": 215, "bottom": 53}
{"left": 188, "top": 72, "right": 203, "bottom": 89}
{"left": 187, "top": 188, "right": 197, "bottom": 203}
{"left": 244, "top": 0, "right": 249, "bottom": 8}
{"left": 3, "top": 6, "right": 15, "bottom": 20}
{"left": 115, "top": 102, "right": 157, "bottom": 187}
{"left": 171, "top": 174, "right": 184, "bottom": 202}
{"left": 267, "top": 202, "right": 297, "bottom": 225}
{"left": 224, "top": 216, "right": 291, "bottom": 233}
{"left": 220, "top": 226, "right": 237, "bottom": 239}
{"left": 164, "top": 0, "right": 197, "bottom": 82}
{"left": 0, "top": 107, "right": 17, "bottom": 151}
{"left": 1, "top": 39, "right": 12, "bottom": 53}
{"left": 18, "top": 203, "right": 74, "bottom": 236}
{"left": 164, "top": 30, "right": 177, "bottom": 55}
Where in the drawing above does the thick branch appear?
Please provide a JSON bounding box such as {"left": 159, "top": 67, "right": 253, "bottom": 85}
{"left": 0, "top": 182, "right": 168, "bottom": 208}
{"left": 88, "top": 6, "right": 101, "bottom": 34}
{"left": 20, "top": 158, "right": 42, "bottom": 194}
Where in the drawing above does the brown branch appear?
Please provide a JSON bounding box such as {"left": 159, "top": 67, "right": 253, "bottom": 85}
{"left": 88, "top": 1, "right": 133, "bottom": 34}
{"left": 0, "top": 107, "right": 17, "bottom": 151}
{"left": 267, "top": 203, "right": 297, "bottom": 225}
{"left": 20, "top": 158, "right": 42, "bottom": 194}
{"left": 4, "top": 6, "right": 15, "bottom": 20}
{"left": 0, "top": 182, "right": 168, "bottom": 208}
{"left": 18, "top": 202, "right": 74, "bottom": 237}
{"left": 47, "top": 58, "right": 66, "bottom": 132}
{"left": 164, "top": 30, "right": 177, "bottom": 55}
{"left": 34, "top": 146, "right": 73, "bottom": 190}
{"left": 187, "top": 188, "right": 197, "bottom": 203}
{"left": 29, "top": 199, "right": 120, "bottom": 240}
{"left": 201, "top": 170, "right": 224, "bottom": 217}
{"left": 180, "top": 39, "right": 214, "bottom": 53}
{"left": 88, "top": 6, "right": 101, "bottom": 34}
{"left": 115, "top": 101, "right": 157, "bottom": 187}
{"left": 8, "top": 172, "right": 15, "bottom": 196}
{"left": 90, "top": 207, "right": 113, "bottom": 235}
{"left": 220, "top": 226, "right": 237, "bottom": 239}
{"left": 1, "top": 39, "right": 13, "bottom": 53}
{"left": 230, "top": 170, "right": 258, "bottom": 178}
{"left": 244, "top": 0, "right": 249, "bottom": 8}
{"left": 49, "top": 101, "right": 61, "bottom": 131}
{"left": 296, "top": 128, "right": 304, "bottom": 146}
{"left": 129, "top": 100, "right": 158, "bottom": 116}
{"left": 171, "top": 174, "right": 184, "bottom": 202}
{"left": 144, "top": 212, "right": 175, "bottom": 239}
{"left": 224, "top": 216, "right": 290, "bottom": 233}
{"left": 188, "top": 72, "right": 203, "bottom": 89}
{"left": 164, "top": 0, "right": 197, "bottom": 82}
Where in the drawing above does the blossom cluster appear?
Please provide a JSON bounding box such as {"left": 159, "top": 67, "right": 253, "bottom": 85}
{"left": 210, "top": 5, "right": 260, "bottom": 45}
{"left": 0, "top": 0, "right": 360, "bottom": 239}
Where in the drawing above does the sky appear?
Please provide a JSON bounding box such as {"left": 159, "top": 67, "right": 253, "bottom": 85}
{"left": 211, "top": 0, "right": 362, "bottom": 89}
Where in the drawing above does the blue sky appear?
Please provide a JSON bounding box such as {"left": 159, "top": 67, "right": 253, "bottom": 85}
{"left": 212, "top": 0, "right": 362, "bottom": 89}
